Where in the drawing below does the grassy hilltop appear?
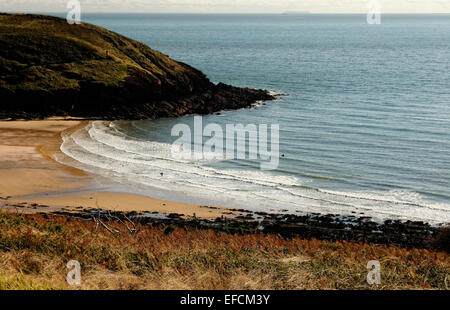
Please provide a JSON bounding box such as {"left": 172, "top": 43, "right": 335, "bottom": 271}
{"left": 0, "top": 13, "right": 273, "bottom": 119}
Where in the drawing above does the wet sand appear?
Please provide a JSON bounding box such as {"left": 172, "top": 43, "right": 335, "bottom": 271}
{"left": 0, "top": 119, "right": 234, "bottom": 219}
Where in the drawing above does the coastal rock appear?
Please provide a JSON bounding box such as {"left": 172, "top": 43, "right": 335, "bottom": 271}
{"left": 42, "top": 207, "right": 443, "bottom": 250}
{"left": 0, "top": 14, "right": 274, "bottom": 119}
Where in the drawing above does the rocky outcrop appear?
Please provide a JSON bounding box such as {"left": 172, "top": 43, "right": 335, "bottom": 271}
{"left": 0, "top": 13, "right": 274, "bottom": 119}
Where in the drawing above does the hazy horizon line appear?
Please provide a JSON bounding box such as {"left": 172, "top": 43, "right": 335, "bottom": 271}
{"left": 3, "top": 11, "right": 450, "bottom": 15}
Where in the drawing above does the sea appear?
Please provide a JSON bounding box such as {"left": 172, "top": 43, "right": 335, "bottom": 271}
{"left": 52, "top": 14, "right": 450, "bottom": 224}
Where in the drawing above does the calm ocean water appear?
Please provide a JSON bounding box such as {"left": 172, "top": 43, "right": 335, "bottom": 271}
{"left": 56, "top": 14, "right": 450, "bottom": 224}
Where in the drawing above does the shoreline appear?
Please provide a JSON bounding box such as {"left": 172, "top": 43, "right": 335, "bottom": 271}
{"left": 0, "top": 119, "right": 238, "bottom": 220}
{"left": 0, "top": 119, "right": 447, "bottom": 250}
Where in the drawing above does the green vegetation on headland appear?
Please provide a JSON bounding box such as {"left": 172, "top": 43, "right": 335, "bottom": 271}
{"left": 0, "top": 13, "right": 274, "bottom": 119}
{"left": 0, "top": 211, "right": 448, "bottom": 290}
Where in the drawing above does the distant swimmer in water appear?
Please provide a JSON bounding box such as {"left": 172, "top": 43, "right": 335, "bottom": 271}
{"left": 160, "top": 172, "right": 164, "bottom": 177}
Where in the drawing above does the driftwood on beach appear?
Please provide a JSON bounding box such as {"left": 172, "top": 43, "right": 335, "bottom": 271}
{"left": 32, "top": 206, "right": 445, "bottom": 251}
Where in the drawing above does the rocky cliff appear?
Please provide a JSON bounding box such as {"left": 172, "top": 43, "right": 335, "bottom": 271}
{"left": 0, "top": 14, "right": 274, "bottom": 119}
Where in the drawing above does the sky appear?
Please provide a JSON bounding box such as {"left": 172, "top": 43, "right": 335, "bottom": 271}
{"left": 1, "top": 0, "right": 450, "bottom": 14}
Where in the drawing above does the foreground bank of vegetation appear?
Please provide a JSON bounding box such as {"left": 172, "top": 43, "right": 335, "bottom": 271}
{"left": 0, "top": 211, "right": 448, "bottom": 290}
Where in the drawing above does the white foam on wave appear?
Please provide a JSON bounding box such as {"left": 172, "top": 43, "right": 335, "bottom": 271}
{"left": 57, "top": 121, "right": 450, "bottom": 225}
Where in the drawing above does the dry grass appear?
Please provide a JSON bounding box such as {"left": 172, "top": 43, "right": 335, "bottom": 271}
{"left": 0, "top": 211, "right": 448, "bottom": 290}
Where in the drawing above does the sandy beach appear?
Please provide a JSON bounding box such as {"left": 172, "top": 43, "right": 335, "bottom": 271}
{"left": 0, "top": 119, "right": 234, "bottom": 219}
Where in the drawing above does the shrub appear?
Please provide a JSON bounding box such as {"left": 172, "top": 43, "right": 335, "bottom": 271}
{"left": 429, "top": 225, "right": 450, "bottom": 253}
